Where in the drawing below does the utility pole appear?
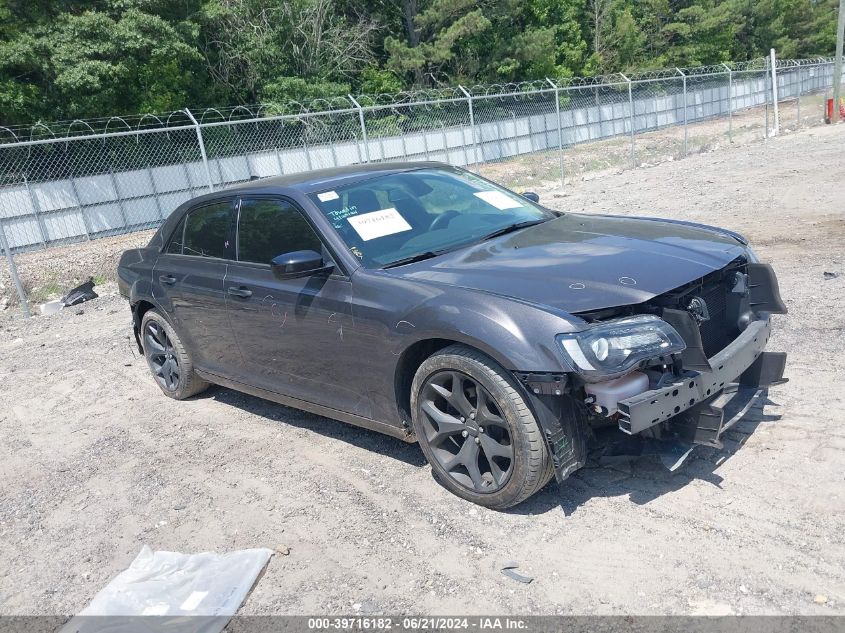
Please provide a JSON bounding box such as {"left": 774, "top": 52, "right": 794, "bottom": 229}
{"left": 770, "top": 49, "right": 780, "bottom": 135}
{"left": 834, "top": 0, "right": 845, "bottom": 122}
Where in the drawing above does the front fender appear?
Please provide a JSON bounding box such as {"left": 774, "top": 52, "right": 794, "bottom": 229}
{"left": 393, "top": 286, "right": 582, "bottom": 373}
{"left": 604, "top": 214, "right": 748, "bottom": 245}
{"left": 391, "top": 285, "right": 591, "bottom": 484}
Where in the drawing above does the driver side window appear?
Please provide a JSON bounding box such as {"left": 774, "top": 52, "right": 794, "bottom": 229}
{"left": 237, "top": 199, "right": 325, "bottom": 265}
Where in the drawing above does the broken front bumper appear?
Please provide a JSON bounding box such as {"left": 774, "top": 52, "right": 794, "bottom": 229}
{"left": 617, "top": 317, "right": 786, "bottom": 444}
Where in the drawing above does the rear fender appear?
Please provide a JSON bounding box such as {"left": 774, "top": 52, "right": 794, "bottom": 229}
{"left": 130, "top": 296, "right": 170, "bottom": 354}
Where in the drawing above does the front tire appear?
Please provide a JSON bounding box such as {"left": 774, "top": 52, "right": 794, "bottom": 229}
{"left": 410, "top": 344, "right": 554, "bottom": 510}
{"left": 141, "top": 309, "right": 209, "bottom": 400}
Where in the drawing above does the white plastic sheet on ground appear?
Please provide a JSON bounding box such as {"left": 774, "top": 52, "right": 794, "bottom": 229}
{"left": 61, "top": 545, "right": 273, "bottom": 633}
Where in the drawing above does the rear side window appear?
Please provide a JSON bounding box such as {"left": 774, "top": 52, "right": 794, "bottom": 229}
{"left": 237, "top": 199, "right": 323, "bottom": 265}
{"left": 182, "top": 201, "right": 234, "bottom": 259}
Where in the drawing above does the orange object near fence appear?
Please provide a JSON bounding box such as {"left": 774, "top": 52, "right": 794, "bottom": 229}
{"left": 825, "top": 97, "right": 845, "bottom": 122}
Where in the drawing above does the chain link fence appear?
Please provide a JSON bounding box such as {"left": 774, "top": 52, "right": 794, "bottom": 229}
{"left": 1, "top": 55, "right": 842, "bottom": 316}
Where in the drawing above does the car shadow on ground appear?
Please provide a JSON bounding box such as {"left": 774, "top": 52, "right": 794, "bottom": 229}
{"left": 511, "top": 389, "right": 784, "bottom": 516}
{"left": 198, "top": 385, "right": 783, "bottom": 516}
{"left": 200, "top": 386, "right": 428, "bottom": 468}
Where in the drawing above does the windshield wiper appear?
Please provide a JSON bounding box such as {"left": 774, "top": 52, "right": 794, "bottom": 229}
{"left": 474, "top": 218, "right": 549, "bottom": 244}
{"left": 381, "top": 250, "right": 443, "bottom": 269}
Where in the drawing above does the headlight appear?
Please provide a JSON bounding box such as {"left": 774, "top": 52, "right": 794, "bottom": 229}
{"left": 556, "top": 315, "right": 686, "bottom": 379}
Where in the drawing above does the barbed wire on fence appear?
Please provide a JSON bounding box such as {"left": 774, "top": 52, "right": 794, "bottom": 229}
{"left": 3, "top": 56, "right": 837, "bottom": 141}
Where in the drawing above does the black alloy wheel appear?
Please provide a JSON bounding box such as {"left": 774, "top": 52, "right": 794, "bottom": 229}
{"left": 419, "top": 370, "right": 515, "bottom": 493}
{"left": 140, "top": 309, "right": 208, "bottom": 400}
{"left": 411, "top": 344, "right": 554, "bottom": 509}
{"left": 144, "top": 320, "right": 180, "bottom": 391}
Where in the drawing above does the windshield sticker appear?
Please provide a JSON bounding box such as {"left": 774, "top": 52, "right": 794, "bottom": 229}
{"left": 347, "top": 208, "right": 412, "bottom": 241}
{"left": 317, "top": 190, "right": 339, "bottom": 202}
{"left": 474, "top": 190, "right": 523, "bottom": 210}
{"left": 327, "top": 205, "right": 359, "bottom": 228}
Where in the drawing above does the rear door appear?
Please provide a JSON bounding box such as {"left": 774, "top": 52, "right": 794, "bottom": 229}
{"left": 225, "top": 197, "right": 365, "bottom": 415}
{"left": 153, "top": 199, "right": 240, "bottom": 376}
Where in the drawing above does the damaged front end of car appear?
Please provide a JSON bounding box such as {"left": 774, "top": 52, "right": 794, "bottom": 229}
{"left": 519, "top": 256, "right": 788, "bottom": 482}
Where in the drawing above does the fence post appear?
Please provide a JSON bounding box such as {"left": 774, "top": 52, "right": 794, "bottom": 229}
{"left": 184, "top": 108, "right": 214, "bottom": 192}
{"left": 620, "top": 73, "right": 635, "bottom": 166}
{"left": 23, "top": 176, "right": 48, "bottom": 246}
{"left": 348, "top": 95, "right": 370, "bottom": 163}
{"left": 0, "top": 221, "right": 30, "bottom": 317}
{"left": 722, "top": 63, "right": 733, "bottom": 142}
{"left": 596, "top": 86, "right": 604, "bottom": 139}
{"left": 765, "top": 58, "right": 770, "bottom": 137}
{"left": 797, "top": 66, "right": 802, "bottom": 127}
{"left": 67, "top": 175, "right": 92, "bottom": 241}
{"left": 833, "top": 6, "right": 845, "bottom": 123}
{"left": 459, "top": 85, "right": 481, "bottom": 165}
{"left": 676, "top": 68, "right": 688, "bottom": 156}
{"left": 546, "top": 78, "right": 565, "bottom": 188}
{"left": 107, "top": 166, "right": 129, "bottom": 230}
{"left": 770, "top": 49, "right": 780, "bottom": 135}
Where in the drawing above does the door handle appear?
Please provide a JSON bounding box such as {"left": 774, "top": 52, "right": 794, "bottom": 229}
{"left": 227, "top": 286, "right": 253, "bottom": 298}
{"left": 159, "top": 274, "right": 176, "bottom": 285}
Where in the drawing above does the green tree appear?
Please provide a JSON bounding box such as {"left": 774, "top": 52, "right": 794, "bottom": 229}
{"left": 487, "top": 0, "right": 587, "bottom": 81}
{"left": 199, "top": 0, "right": 376, "bottom": 105}
{"left": 383, "top": 0, "right": 492, "bottom": 84}
{"left": 0, "top": 0, "right": 839, "bottom": 124}
{"left": 656, "top": 1, "right": 745, "bottom": 66}
{"left": 0, "top": 1, "right": 204, "bottom": 122}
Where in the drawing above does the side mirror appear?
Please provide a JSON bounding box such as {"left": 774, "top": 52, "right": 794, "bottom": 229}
{"left": 271, "top": 250, "right": 332, "bottom": 279}
{"left": 522, "top": 191, "right": 540, "bottom": 203}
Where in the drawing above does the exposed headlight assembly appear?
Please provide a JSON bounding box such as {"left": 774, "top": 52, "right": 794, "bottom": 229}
{"left": 556, "top": 315, "right": 686, "bottom": 380}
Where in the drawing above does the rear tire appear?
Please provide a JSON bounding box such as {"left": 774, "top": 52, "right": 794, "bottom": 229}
{"left": 410, "top": 344, "right": 554, "bottom": 510}
{"left": 141, "top": 309, "right": 209, "bottom": 400}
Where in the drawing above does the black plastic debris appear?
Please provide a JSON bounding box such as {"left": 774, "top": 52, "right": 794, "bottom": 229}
{"left": 599, "top": 435, "right": 695, "bottom": 472}
{"left": 823, "top": 271, "right": 839, "bottom": 280}
{"left": 61, "top": 277, "right": 98, "bottom": 307}
{"left": 501, "top": 562, "right": 533, "bottom": 584}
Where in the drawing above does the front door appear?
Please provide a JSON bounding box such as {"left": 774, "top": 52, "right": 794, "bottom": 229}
{"left": 225, "top": 197, "right": 366, "bottom": 416}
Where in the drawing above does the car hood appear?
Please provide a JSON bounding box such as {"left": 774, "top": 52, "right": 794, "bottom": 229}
{"left": 386, "top": 213, "right": 746, "bottom": 314}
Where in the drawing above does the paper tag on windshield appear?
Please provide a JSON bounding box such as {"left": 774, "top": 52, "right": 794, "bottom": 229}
{"left": 317, "top": 190, "right": 339, "bottom": 202}
{"left": 347, "top": 208, "right": 412, "bottom": 241}
{"left": 474, "top": 190, "right": 523, "bottom": 210}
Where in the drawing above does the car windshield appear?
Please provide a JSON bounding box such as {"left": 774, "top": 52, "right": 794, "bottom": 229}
{"left": 308, "top": 167, "right": 554, "bottom": 268}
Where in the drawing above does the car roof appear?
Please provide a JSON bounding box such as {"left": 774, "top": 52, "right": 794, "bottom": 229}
{"left": 220, "top": 161, "right": 447, "bottom": 197}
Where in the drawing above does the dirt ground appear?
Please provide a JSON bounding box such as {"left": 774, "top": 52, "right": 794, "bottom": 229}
{"left": 1, "top": 123, "right": 844, "bottom": 617}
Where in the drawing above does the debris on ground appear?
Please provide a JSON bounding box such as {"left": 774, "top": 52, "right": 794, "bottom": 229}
{"left": 39, "top": 299, "right": 63, "bottom": 316}
{"left": 62, "top": 545, "right": 272, "bottom": 632}
{"left": 61, "top": 278, "right": 98, "bottom": 307}
{"left": 598, "top": 434, "right": 696, "bottom": 472}
{"left": 501, "top": 562, "right": 533, "bottom": 584}
{"left": 823, "top": 271, "right": 839, "bottom": 280}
